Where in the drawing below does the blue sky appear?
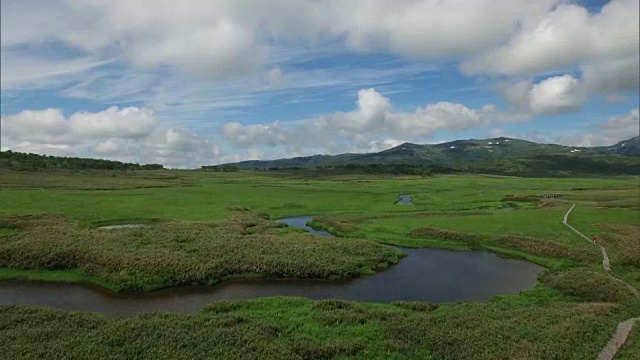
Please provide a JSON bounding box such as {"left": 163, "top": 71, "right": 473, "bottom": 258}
{"left": 1, "top": 0, "right": 638, "bottom": 167}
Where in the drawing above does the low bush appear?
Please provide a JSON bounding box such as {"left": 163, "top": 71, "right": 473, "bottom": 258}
{"left": 495, "top": 235, "right": 600, "bottom": 264}
{"left": 312, "top": 299, "right": 370, "bottom": 325}
{"left": 543, "top": 269, "right": 635, "bottom": 303}
{"left": 596, "top": 224, "right": 640, "bottom": 267}
{"left": 409, "top": 226, "right": 481, "bottom": 243}
{"left": 391, "top": 301, "right": 439, "bottom": 312}
{"left": 308, "top": 216, "right": 357, "bottom": 235}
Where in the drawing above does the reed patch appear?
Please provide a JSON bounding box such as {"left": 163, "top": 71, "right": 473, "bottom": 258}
{"left": 0, "top": 212, "right": 401, "bottom": 292}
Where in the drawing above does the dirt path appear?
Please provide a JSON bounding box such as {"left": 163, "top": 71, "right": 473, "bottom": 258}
{"left": 562, "top": 203, "right": 639, "bottom": 359}
{"left": 596, "top": 317, "right": 639, "bottom": 360}
{"left": 562, "top": 203, "right": 611, "bottom": 272}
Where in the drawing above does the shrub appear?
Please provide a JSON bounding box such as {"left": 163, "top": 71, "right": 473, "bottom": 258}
{"left": 409, "top": 227, "right": 481, "bottom": 243}
{"left": 543, "top": 269, "right": 635, "bottom": 303}
{"left": 596, "top": 224, "right": 640, "bottom": 266}
{"left": 391, "top": 301, "right": 439, "bottom": 312}
{"left": 495, "top": 235, "right": 600, "bottom": 263}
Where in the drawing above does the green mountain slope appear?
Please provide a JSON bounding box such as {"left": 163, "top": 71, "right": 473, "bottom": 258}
{"left": 214, "top": 136, "right": 640, "bottom": 176}
{"left": 594, "top": 136, "right": 640, "bottom": 155}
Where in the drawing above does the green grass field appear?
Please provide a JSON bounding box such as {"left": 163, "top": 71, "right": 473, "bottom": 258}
{"left": 1, "top": 170, "right": 638, "bottom": 359}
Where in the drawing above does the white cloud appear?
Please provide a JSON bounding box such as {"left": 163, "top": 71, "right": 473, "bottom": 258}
{"left": 68, "top": 107, "right": 156, "bottom": 139}
{"left": 462, "top": 0, "right": 639, "bottom": 77}
{"left": 528, "top": 75, "right": 586, "bottom": 114}
{"left": 582, "top": 57, "right": 640, "bottom": 93}
{"left": 324, "top": 0, "right": 557, "bottom": 59}
{"left": 127, "top": 21, "right": 265, "bottom": 79}
{"left": 0, "top": 0, "right": 557, "bottom": 80}
{"left": 1, "top": 109, "right": 74, "bottom": 145}
{"left": 221, "top": 122, "right": 287, "bottom": 148}
{"left": 595, "top": 109, "right": 639, "bottom": 144}
{"left": 496, "top": 75, "right": 586, "bottom": 115}
{"left": 0, "top": 107, "right": 223, "bottom": 168}
{"left": 219, "top": 88, "right": 497, "bottom": 154}
{"left": 0, "top": 0, "right": 67, "bottom": 48}
{"left": 1, "top": 1, "right": 636, "bottom": 87}
{"left": 0, "top": 0, "right": 635, "bottom": 122}
{"left": 1, "top": 107, "right": 156, "bottom": 144}
{"left": 6, "top": 142, "right": 77, "bottom": 158}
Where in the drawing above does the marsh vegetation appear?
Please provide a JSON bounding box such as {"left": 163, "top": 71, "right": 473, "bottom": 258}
{"left": 0, "top": 211, "right": 402, "bottom": 291}
{"left": 0, "top": 169, "right": 638, "bottom": 359}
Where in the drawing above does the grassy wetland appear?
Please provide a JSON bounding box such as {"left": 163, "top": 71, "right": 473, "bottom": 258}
{"left": 1, "top": 169, "right": 639, "bottom": 359}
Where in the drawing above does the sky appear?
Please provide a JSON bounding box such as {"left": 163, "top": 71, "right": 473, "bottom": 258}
{"left": 1, "top": 0, "right": 638, "bottom": 168}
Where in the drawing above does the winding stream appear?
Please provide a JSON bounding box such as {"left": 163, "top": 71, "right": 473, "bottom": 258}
{"left": 0, "top": 213, "right": 543, "bottom": 315}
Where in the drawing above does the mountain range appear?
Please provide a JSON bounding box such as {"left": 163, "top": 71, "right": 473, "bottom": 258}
{"left": 215, "top": 136, "right": 640, "bottom": 176}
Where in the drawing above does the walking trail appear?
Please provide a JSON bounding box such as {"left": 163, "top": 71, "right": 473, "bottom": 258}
{"left": 562, "top": 203, "right": 639, "bottom": 360}
{"left": 562, "top": 203, "right": 611, "bottom": 272}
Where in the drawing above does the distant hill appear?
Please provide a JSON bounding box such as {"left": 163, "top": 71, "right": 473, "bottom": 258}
{"left": 212, "top": 136, "right": 640, "bottom": 177}
{"left": 593, "top": 136, "right": 640, "bottom": 155}
{"left": 0, "top": 151, "right": 164, "bottom": 171}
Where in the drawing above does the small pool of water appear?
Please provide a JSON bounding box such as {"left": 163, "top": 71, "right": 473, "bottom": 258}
{"left": 97, "top": 224, "right": 148, "bottom": 230}
{"left": 277, "top": 216, "right": 332, "bottom": 237}
{"left": 396, "top": 194, "right": 413, "bottom": 205}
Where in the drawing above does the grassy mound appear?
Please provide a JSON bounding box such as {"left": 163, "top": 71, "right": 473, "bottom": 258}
{"left": 409, "top": 226, "right": 482, "bottom": 243}
{"left": 596, "top": 223, "right": 640, "bottom": 267}
{"left": 543, "top": 269, "right": 635, "bottom": 303}
{"left": 307, "top": 216, "right": 358, "bottom": 236}
{"left": 0, "top": 213, "right": 403, "bottom": 291}
{"left": 495, "top": 235, "right": 600, "bottom": 264}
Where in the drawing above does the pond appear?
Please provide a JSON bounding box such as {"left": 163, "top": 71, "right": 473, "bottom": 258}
{"left": 0, "top": 215, "right": 543, "bottom": 315}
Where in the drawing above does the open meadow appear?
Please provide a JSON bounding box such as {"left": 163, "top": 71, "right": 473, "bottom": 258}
{"left": 1, "top": 169, "right": 639, "bottom": 359}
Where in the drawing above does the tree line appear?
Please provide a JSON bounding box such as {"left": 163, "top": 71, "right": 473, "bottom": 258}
{"left": 0, "top": 151, "right": 164, "bottom": 171}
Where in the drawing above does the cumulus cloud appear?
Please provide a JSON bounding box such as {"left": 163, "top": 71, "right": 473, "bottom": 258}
{"left": 1, "top": 0, "right": 637, "bottom": 118}
{"left": 462, "top": 0, "right": 639, "bottom": 77}
{"left": 496, "top": 75, "right": 586, "bottom": 115}
{"left": 528, "top": 75, "right": 586, "bottom": 114}
{"left": 1, "top": 107, "right": 156, "bottom": 144}
{"left": 68, "top": 107, "right": 156, "bottom": 139}
{"left": 0, "top": 107, "right": 222, "bottom": 168}
{"left": 220, "top": 88, "right": 497, "bottom": 154}
{"left": 1, "top": 0, "right": 557, "bottom": 79}
{"left": 126, "top": 21, "right": 265, "bottom": 79}
{"left": 322, "top": 0, "right": 556, "bottom": 59}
